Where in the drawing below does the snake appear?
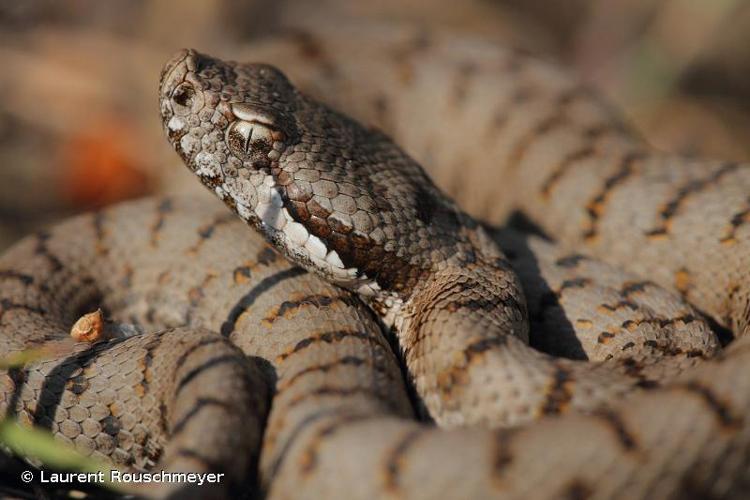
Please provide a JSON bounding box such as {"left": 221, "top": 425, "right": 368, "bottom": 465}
{"left": 1, "top": 24, "right": 749, "bottom": 499}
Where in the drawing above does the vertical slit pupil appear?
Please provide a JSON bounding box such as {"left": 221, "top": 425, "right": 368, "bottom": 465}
{"left": 245, "top": 126, "right": 254, "bottom": 153}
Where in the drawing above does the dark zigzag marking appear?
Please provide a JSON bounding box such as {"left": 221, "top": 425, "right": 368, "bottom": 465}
{"left": 507, "top": 113, "right": 569, "bottom": 172}
{"left": 262, "top": 293, "right": 356, "bottom": 325}
{"left": 34, "top": 231, "right": 63, "bottom": 272}
{"left": 620, "top": 281, "right": 657, "bottom": 297}
{"left": 265, "top": 408, "right": 343, "bottom": 482}
{"left": 621, "top": 314, "right": 697, "bottom": 333}
{"left": 149, "top": 197, "right": 174, "bottom": 247}
{"left": 277, "top": 356, "right": 369, "bottom": 392}
{"left": 540, "top": 363, "right": 573, "bottom": 415}
{"left": 678, "top": 381, "right": 742, "bottom": 429}
{"left": 383, "top": 427, "right": 426, "bottom": 492}
{"left": 220, "top": 267, "right": 306, "bottom": 337}
{"left": 554, "top": 253, "right": 589, "bottom": 269}
{"left": 172, "top": 448, "right": 224, "bottom": 473}
{"left": 170, "top": 397, "right": 235, "bottom": 436}
{"left": 583, "top": 150, "right": 646, "bottom": 241}
{"left": 562, "top": 479, "right": 593, "bottom": 500}
{"left": 188, "top": 212, "right": 236, "bottom": 253}
{"left": 138, "top": 336, "right": 163, "bottom": 395}
{"left": 0, "top": 271, "right": 34, "bottom": 286}
{"left": 92, "top": 211, "right": 108, "bottom": 256}
{"left": 541, "top": 145, "right": 596, "bottom": 198}
{"left": 299, "top": 413, "right": 373, "bottom": 475}
{"left": 174, "top": 354, "right": 249, "bottom": 397}
{"left": 434, "top": 337, "right": 509, "bottom": 396}
{"left": 277, "top": 329, "right": 386, "bottom": 362}
{"left": 645, "top": 162, "right": 740, "bottom": 237}
{"left": 284, "top": 386, "right": 382, "bottom": 412}
{"left": 594, "top": 410, "right": 639, "bottom": 451}
{"left": 173, "top": 337, "right": 226, "bottom": 372}
{"left": 492, "top": 428, "right": 516, "bottom": 479}
{"left": 0, "top": 299, "right": 46, "bottom": 322}
{"left": 719, "top": 195, "right": 750, "bottom": 244}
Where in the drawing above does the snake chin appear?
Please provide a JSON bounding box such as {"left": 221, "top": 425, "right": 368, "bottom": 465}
{"left": 230, "top": 185, "right": 375, "bottom": 292}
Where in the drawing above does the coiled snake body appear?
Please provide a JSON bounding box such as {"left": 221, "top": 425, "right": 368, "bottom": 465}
{"left": 1, "top": 26, "right": 749, "bottom": 499}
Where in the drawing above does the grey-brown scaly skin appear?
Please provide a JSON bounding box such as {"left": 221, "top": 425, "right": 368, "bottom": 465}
{"left": 493, "top": 227, "right": 717, "bottom": 380}
{"left": 230, "top": 25, "right": 750, "bottom": 340}
{"left": 0, "top": 198, "right": 750, "bottom": 499}
{"left": 2, "top": 196, "right": 749, "bottom": 500}
{"left": 159, "top": 49, "right": 720, "bottom": 429}
{"left": 2, "top": 25, "right": 749, "bottom": 500}
{"left": 0, "top": 197, "right": 273, "bottom": 498}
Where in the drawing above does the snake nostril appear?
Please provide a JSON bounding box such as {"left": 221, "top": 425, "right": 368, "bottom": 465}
{"left": 170, "top": 82, "right": 203, "bottom": 116}
{"left": 172, "top": 85, "right": 194, "bottom": 107}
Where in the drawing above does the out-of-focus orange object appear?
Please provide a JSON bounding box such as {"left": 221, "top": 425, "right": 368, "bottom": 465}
{"left": 70, "top": 309, "right": 105, "bottom": 343}
{"left": 60, "top": 118, "right": 150, "bottom": 208}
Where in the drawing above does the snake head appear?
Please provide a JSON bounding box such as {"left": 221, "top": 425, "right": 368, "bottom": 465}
{"left": 159, "top": 49, "right": 477, "bottom": 301}
{"left": 159, "top": 49, "right": 297, "bottom": 178}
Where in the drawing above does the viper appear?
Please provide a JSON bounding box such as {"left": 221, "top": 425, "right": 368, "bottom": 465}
{"left": 0, "top": 25, "right": 748, "bottom": 499}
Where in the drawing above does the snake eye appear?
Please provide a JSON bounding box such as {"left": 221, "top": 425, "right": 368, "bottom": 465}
{"left": 226, "top": 121, "right": 253, "bottom": 156}
{"left": 225, "top": 119, "right": 280, "bottom": 162}
{"left": 171, "top": 82, "right": 202, "bottom": 115}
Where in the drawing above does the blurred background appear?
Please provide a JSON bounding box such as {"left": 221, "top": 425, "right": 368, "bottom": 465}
{"left": 1, "top": 0, "right": 749, "bottom": 250}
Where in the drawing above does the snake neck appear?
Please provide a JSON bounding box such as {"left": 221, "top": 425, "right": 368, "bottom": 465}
{"left": 401, "top": 253, "right": 529, "bottom": 342}
{"left": 361, "top": 222, "right": 529, "bottom": 356}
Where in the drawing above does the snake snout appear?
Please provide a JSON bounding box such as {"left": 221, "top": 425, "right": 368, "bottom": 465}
{"left": 159, "top": 49, "right": 194, "bottom": 97}
{"left": 159, "top": 49, "right": 214, "bottom": 114}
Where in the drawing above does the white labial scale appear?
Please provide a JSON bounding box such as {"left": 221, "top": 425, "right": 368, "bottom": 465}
{"left": 255, "top": 204, "right": 286, "bottom": 230}
{"left": 311, "top": 254, "right": 361, "bottom": 283}
{"left": 284, "top": 222, "right": 310, "bottom": 246}
{"left": 255, "top": 178, "right": 273, "bottom": 205}
{"left": 180, "top": 135, "right": 201, "bottom": 157}
{"left": 250, "top": 185, "right": 287, "bottom": 230}
{"left": 305, "top": 235, "right": 328, "bottom": 260}
{"left": 194, "top": 151, "right": 221, "bottom": 177}
{"left": 325, "top": 250, "right": 345, "bottom": 269}
{"left": 281, "top": 228, "right": 358, "bottom": 282}
{"left": 248, "top": 200, "right": 372, "bottom": 289}
{"left": 270, "top": 187, "right": 284, "bottom": 207}
{"left": 357, "top": 280, "right": 381, "bottom": 297}
{"left": 277, "top": 213, "right": 348, "bottom": 274}
{"left": 167, "top": 116, "right": 185, "bottom": 132}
